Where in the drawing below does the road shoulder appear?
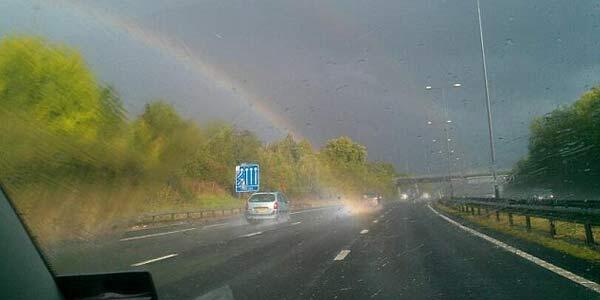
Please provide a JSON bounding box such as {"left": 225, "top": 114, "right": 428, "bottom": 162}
{"left": 430, "top": 202, "right": 600, "bottom": 285}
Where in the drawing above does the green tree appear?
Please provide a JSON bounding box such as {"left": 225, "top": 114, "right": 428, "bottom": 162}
{"left": 509, "top": 86, "right": 600, "bottom": 196}
{"left": 321, "top": 136, "right": 367, "bottom": 166}
{"left": 184, "top": 123, "right": 262, "bottom": 192}
{"left": 0, "top": 36, "right": 101, "bottom": 143}
{"left": 131, "top": 101, "right": 202, "bottom": 178}
{"left": 97, "top": 85, "right": 127, "bottom": 137}
{"left": 0, "top": 36, "right": 107, "bottom": 182}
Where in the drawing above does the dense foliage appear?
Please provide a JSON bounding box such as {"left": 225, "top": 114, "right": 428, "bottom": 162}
{"left": 509, "top": 86, "right": 600, "bottom": 197}
{"left": 0, "top": 36, "right": 397, "bottom": 208}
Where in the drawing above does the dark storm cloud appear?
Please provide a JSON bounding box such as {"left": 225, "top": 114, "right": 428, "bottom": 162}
{"left": 4, "top": 0, "right": 600, "bottom": 174}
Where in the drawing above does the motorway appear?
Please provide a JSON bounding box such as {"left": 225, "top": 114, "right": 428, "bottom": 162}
{"left": 51, "top": 203, "right": 600, "bottom": 300}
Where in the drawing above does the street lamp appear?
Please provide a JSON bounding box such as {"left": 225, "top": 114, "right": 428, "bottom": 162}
{"left": 425, "top": 83, "right": 462, "bottom": 199}
{"left": 417, "top": 135, "right": 432, "bottom": 174}
{"left": 475, "top": 0, "right": 500, "bottom": 199}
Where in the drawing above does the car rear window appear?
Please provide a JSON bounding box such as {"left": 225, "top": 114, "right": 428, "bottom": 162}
{"left": 249, "top": 194, "right": 276, "bottom": 202}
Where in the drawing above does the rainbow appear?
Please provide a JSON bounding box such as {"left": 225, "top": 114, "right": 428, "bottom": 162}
{"left": 59, "top": 0, "right": 301, "bottom": 139}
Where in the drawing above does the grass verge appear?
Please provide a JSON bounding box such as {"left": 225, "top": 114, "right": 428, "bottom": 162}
{"left": 5, "top": 180, "right": 343, "bottom": 247}
{"left": 434, "top": 202, "right": 600, "bottom": 262}
{"left": 5, "top": 181, "right": 244, "bottom": 246}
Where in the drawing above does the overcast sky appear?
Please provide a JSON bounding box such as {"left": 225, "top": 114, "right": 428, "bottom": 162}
{"left": 2, "top": 0, "right": 600, "bottom": 175}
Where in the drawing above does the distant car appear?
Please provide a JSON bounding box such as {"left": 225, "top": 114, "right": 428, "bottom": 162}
{"left": 362, "top": 192, "right": 381, "bottom": 207}
{"left": 532, "top": 193, "right": 555, "bottom": 200}
{"left": 527, "top": 188, "right": 555, "bottom": 201}
{"left": 245, "top": 192, "right": 290, "bottom": 223}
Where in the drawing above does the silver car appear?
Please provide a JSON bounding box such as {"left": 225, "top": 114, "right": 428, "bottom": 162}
{"left": 245, "top": 192, "right": 290, "bottom": 223}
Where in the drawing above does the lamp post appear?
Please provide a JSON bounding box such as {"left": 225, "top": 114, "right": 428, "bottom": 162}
{"left": 425, "top": 83, "right": 462, "bottom": 198}
{"left": 417, "top": 135, "right": 432, "bottom": 174}
{"left": 475, "top": 0, "right": 500, "bottom": 199}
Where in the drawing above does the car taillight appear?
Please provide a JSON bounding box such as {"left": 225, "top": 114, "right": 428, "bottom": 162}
{"left": 273, "top": 201, "right": 279, "bottom": 209}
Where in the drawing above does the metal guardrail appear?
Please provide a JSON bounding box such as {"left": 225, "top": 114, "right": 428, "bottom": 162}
{"left": 444, "top": 197, "right": 600, "bottom": 246}
{"left": 134, "top": 202, "right": 318, "bottom": 226}
{"left": 140, "top": 208, "right": 243, "bottom": 223}
{"left": 456, "top": 197, "right": 600, "bottom": 210}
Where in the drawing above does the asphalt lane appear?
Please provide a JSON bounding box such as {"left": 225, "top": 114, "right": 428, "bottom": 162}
{"left": 50, "top": 206, "right": 345, "bottom": 274}
{"left": 310, "top": 203, "right": 598, "bottom": 300}
{"left": 50, "top": 203, "right": 600, "bottom": 300}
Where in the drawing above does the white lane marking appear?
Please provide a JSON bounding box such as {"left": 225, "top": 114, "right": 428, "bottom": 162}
{"left": 131, "top": 253, "right": 178, "bottom": 267}
{"left": 290, "top": 206, "right": 335, "bottom": 215}
{"left": 291, "top": 221, "right": 302, "bottom": 225}
{"left": 203, "top": 222, "right": 228, "bottom": 229}
{"left": 428, "top": 204, "right": 600, "bottom": 294}
{"left": 360, "top": 229, "right": 369, "bottom": 234}
{"left": 120, "top": 227, "right": 196, "bottom": 242}
{"left": 128, "top": 221, "right": 185, "bottom": 232}
{"left": 334, "top": 249, "right": 351, "bottom": 261}
{"left": 373, "top": 219, "right": 379, "bottom": 224}
{"left": 240, "top": 231, "right": 263, "bottom": 238}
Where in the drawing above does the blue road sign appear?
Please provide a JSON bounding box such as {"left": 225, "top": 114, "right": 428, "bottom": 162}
{"left": 235, "top": 163, "right": 260, "bottom": 193}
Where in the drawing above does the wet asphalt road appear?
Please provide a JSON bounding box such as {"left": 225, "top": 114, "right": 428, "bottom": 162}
{"left": 53, "top": 202, "right": 599, "bottom": 300}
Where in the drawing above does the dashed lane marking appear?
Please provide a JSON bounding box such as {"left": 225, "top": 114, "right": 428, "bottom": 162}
{"left": 239, "top": 231, "right": 263, "bottom": 238}
{"left": 120, "top": 228, "right": 196, "bottom": 242}
{"left": 131, "top": 253, "right": 178, "bottom": 267}
{"left": 121, "top": 222, "right": 231, "bottom": 242}
{"left": 334, "top": 250, "right": 351, "bottom": 261}
{"left": 203, "top": 222, "right": 228, "bottom": 229}
{"left": 290, "top": 206, "right": 335, "bottom": 215}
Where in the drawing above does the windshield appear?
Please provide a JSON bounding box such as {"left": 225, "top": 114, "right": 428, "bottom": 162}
{"left": 1, "top": 1, "right": 600, "bottom": 299}
{"left": 249, "top": 194, "right": 276, "bottom": 202}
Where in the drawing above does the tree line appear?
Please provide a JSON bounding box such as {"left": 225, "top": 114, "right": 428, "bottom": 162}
{"left": 0, "top": 35, "right": 397, "bottom": 207}
{"left": 509, "top": 85, "right": 600, "bottom": 198}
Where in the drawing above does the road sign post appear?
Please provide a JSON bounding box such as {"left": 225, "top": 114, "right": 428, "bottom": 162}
{"left": 235, "top": 163, "right": 260, "bottom": 193}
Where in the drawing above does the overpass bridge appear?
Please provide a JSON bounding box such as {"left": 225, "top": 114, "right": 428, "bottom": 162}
{"left": 395, "top": 171, "right": 511, "bottom": 199}
{"left": 396, "top": 172, "right": 510, "bottom": 185}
